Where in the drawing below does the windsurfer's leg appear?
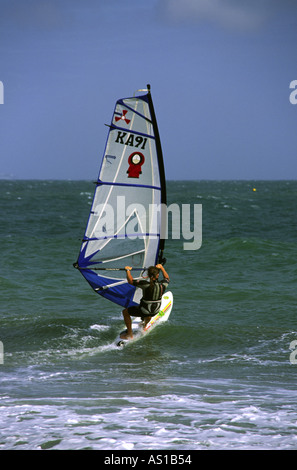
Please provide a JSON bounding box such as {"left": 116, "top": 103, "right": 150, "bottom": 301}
{"left": 142, "top": 316, "right": 152, "bottom": 328}
{"left": 121, "top": 308, "right": 133, "bottom": 339}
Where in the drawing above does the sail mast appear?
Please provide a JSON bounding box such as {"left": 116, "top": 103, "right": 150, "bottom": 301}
{"left": 146, "top": 84, "right": 167, "bottom": 264}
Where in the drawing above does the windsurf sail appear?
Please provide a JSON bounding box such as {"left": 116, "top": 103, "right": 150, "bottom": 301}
{"left": 74, "top": 84, "right": 167, "bottom": 309}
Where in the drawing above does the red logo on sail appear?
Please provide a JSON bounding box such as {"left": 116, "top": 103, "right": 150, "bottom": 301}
{"left": 127, "top": 152, "right": 145, "bottom": 178}
{"left": 115, "top": 109, "right": 131, "bottom": 125}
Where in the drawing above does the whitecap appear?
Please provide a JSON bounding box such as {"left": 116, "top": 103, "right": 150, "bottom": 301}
{"left": 90, "top": 324, "right": 110, "bottom": 331}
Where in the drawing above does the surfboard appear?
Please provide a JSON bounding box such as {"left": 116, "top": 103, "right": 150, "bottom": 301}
{"left": 115, "top": 291, "right": 173, "bottom": 347}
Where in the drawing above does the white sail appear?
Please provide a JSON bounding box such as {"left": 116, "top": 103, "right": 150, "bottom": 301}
{"left": 74, "top": 85, "right": 166, "bottom": 308}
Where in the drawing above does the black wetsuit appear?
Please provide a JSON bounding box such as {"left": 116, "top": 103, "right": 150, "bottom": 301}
{"left": 127, "top": 278, "right": 169, "bottom": 318}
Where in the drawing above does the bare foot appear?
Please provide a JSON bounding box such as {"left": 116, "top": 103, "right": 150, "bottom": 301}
{"left": 120, "top": 331, "right": 133, "bottom": 340}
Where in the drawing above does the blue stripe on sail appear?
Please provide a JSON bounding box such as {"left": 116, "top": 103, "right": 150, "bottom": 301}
{"left": 117, "top": 98, "right": 152, "bottom": 123}
{"left": 83, "top": 233, "right": 159, "bottom": 242}
{"left": 110, "top": 123, "right": 155, "bottom": 140}
{"left": 81, "top": 269, "right": 138, "bottom": 308}
{"left": 96, "top": 180, "right": 161, "bottom": 191}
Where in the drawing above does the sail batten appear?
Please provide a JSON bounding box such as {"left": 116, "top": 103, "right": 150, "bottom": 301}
{"left": 109, "top": 124, "right": 154, "bottom": 138}
{"left": 74, "top": 85, "right": 166, "bottom": 308}
{"left": 84, "top": 232, "right": 159, "bottom": 239}
{"left": 95, "top": 181, "right": 161, "bottom": 191}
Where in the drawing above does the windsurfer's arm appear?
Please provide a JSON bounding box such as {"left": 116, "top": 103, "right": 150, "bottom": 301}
{"left": 156, "top": 264, "right": 169, "bottom": 282}
{"left": 125, "top": 266, "right": 133, "bottom": 285}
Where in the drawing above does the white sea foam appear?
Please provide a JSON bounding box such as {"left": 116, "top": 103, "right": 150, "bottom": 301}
{"left": 1, "top": 385, "right": 296, "bottom": 450}
{"left": 90, "top": 324, "right": 110, "bottom": 331}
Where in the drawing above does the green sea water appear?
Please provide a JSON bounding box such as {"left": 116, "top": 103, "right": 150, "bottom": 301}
{"left": 1, "top": 179, "right": 297, "bottom": 450}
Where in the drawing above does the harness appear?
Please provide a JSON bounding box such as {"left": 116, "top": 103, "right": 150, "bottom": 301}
{"left": 139, "top": 281, "right": 164, "bottom": 317}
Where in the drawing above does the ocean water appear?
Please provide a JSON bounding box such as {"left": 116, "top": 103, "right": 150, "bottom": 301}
{"left": 1, "top": 179, "right": 297, "bottom": 451}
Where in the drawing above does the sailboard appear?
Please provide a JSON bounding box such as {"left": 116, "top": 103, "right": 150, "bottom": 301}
{"left": 74, "top": 84, "right": 172, "bottom": 341}
{"left": 115, "top": 291, "right": 173, "bottom": 347}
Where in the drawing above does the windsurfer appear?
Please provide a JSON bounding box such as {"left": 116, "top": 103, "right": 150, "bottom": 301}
{"left": 120, "top": 264, "right": 170, "bottom": 340}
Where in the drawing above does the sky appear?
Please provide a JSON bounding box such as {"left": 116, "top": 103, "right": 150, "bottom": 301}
{"left": 0, "top": 0, "right": 297, "bottom": 180}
